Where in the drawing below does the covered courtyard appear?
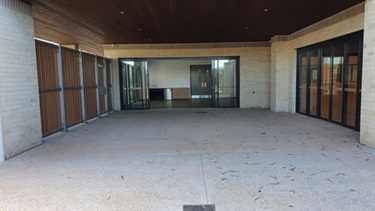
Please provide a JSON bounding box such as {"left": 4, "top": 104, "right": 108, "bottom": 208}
{"left": 1, "top": 109, "right": 374, "bottom": 210}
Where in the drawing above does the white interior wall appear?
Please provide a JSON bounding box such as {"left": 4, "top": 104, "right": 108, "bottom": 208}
{"left": 148, "top": 59, "right": 211, "bottom": 88}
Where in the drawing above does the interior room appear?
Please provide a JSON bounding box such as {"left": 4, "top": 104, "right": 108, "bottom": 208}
{"left": 119, "top": 58, "right": 239, "bottom": 109}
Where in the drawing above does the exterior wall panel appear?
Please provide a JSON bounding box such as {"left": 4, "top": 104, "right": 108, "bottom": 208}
{"left": 0, "top": 0, "right": 42, "bottom": 159}
{"left": 82, "top": 53, "right": 98, "bottom": 119}
{"left": 61, "top": 48, "right": 83, "bottom": 126}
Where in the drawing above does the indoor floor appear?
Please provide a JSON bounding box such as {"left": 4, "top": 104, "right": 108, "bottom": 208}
{"left": 150, "top": 99, "right": 212, "bottom": 109}
{"left": 0, "top": 109, "right": 374, "bottom": 210}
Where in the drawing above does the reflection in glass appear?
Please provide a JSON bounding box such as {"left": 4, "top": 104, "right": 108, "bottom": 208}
{"left": 121, "top": 61, "right": 149, "bottom": 109}
{"left": 332, "top": 44, "right": 344, "bottom": 123}
{"left": 309, "top": 50, "right": 318, "bottom": 116}
{"left": 298, "top": 52, "right": 308, "bottom": 114}
{"left": 297, "top": 32, "right": 362, "bottom": 130}
{"left": 344, "top": 40, "right": 359, "bottom": 127}
{"left": 212, "top": 59, "right": 237, "bottom": 107}
{"left": 320, "top": 47, "right": 331, "bottom": 119}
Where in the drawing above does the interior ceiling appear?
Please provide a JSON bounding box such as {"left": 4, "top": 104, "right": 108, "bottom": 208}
{"left": 21, "top": 0, "right": 364, "bottom": 45}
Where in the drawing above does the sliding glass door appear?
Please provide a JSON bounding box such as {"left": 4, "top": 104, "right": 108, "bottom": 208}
{"left": 343, "top": 39, "right": 361, "bottom": 127}
{"left": 296, "top": 32, "right": 363, "bottom": 130}
{"left": 212, "top": 58, "right": 238, "bottom": 107}
{"left": 119, "top": 57, "right": 239, "bottom": 109}
{"left": 120, "top": 60, "right": 149, "bottom": 109}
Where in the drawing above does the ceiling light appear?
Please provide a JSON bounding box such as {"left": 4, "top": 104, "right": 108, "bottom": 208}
{"left": 120, "top": 11, "right": 124, "bottom": 14}
{"left": 244, "top": 26, "right": 249, "bottom": 30}
{"left": 138, "top": 28, "right": 142, "bottom": 31}
{"left": 264, "top": 8, "right": 268, "bottom": 12}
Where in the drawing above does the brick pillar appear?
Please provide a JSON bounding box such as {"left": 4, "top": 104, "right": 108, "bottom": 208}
{"left": 360, "top": 0, "right": 375, "bottom": 147}
{"left": 270, "top": 36, "right": 290, "bottom": 112}
{"left": 0, "top": 0, "right": 42, "bottom": 160}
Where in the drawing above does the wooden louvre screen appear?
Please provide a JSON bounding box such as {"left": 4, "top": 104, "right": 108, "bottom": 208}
{"left": 61, "top": 48, "right": 83, "bottom": 126}
{"left": 35, "top": 40, "right": 113, "bottom": 137}
{"left": 97, "top": 56, "right": 106, "bottom": 114}
{"left": 35, "top": 41, "right": 63, "bottom": 137}
{"left": 106, "top": 59, "right": 113, "bottom": 111}
{"left": 82, "top": 53, "right": 98, "bottom": 119}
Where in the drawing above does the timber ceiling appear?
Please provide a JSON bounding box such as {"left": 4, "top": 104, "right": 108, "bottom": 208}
{"left": 21, "top": 0, "right": 364, "bottom": 46}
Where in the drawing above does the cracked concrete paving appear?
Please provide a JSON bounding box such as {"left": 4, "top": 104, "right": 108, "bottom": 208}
{"left": 0, "top": 108, "right": 374, "bottom": 210}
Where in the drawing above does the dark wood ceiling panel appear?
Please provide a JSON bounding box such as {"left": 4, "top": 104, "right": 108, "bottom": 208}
{"left": 21, "top": 0, "right": 364, "bottom": 47}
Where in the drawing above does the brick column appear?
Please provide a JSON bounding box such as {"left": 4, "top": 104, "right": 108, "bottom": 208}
{"left": 270, "top": 36, "right": 290, "bottom": 112}
{"left": 360, "top": 0, "right": 375, "bottom": 147}
{"left": 0, "top": 0, "right": 42, "bottom": 159}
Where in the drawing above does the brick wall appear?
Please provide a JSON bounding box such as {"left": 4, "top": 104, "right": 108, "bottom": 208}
{"left": 104, "top": 45, "right": 271, "bottom": 109}
{"left": 287, "top": 12, "right": 364, "bottom": 113}
{"left": 360, "top": 0, "right": 375, "bottom": 147}
{"left": 271, "top": 40, "right": 290, "bottom": 112}
{"left": 266, "top": 3, "right": 366, "bottom": 113}
{"left": 0, "top": 0, "right": 42, "bottom": 159}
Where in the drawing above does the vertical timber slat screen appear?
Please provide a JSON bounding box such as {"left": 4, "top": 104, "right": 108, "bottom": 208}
{"left": 62, "top": 48, "right": 83, "bottom": 126}
{"left": 98, "top": 56, "right": 106, "bottom": 114}
{"left": 82, "top": 53, "right": 98, "bottom": 119}
{"left": 35, "top": 40, "right": 113, "bottom": 137}
{"left": 35, "top": 41, "right": 63, "bottom": 137}
{"left": 106, "top": 59, "right": 113, "bottom": 111}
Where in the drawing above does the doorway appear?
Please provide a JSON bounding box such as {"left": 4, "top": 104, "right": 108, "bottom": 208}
{"left": 212, "top": 59, "right": 238, "bottom": 107}
{"left": 120, "top": 60, "right": 149, "bottom": 109}
{"left": 119, "top": 57, "right": 239, "bottom": 110}
{"left": 190, "top": 65, "right": 212, "bottom": 98}
{"left": 296, "top": 31, "right": 363, "bottom": 130}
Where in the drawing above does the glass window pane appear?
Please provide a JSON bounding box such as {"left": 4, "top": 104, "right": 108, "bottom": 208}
{"left": 344, "top": 40, "right": 359, "bottom": 127}
{"left": 309, "top": 49, "right": 318, "bottom": 116}
{"left": 320, "top": 47, "right": 331, "bottom": 119}
{"left": 121, "top": 60, "right": 149, "bottom": 109}
{"left": 332, "top": 43, "right": 344, "bottom": 123}
{"left": 298, "top": 51, "right": 308, "bottom": 114}
{"left": 212, "top": 59, "right": 238, "bottom": 107}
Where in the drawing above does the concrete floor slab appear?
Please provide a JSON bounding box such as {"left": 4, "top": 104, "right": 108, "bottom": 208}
{"left": 0, "top": 109, "right": 374, "bottom": 210}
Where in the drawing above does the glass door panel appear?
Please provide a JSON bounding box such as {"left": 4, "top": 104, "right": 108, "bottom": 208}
{"left": 212, "top": 59, "right": 238, "bottom": 107}
{"left": 121, "top": 60, "right": 149, "bottom": 109}
{"left": 344, "top": 40, "right": 359, "bottom": 127}
{"left": 296, "top": 32, "right": 362, "bottom": 130}
{"left": 320, "top": 47, "right": 332, "bottom": 119}
{"left": 309, "top": 50, "right": 318, "bottom": 116}
{"left": 122, "top": 64, "right": 128, "bottom": 107}
{"left": 298, "top": 52, "right": 308, "bottom": 114}
{"left": 332, "top": 44, "right": 344, "bottom": 123}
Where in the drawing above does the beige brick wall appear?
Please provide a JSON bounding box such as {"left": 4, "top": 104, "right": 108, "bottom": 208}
{"left": 104, "top": 46, "right": 271, "bottom": 109}
{"left": 360, "top": 0, "right": 375, "bottom": 147}
{"left": 286, "top": 12, "right": 365, "bottom": 112}
{"left": 288, "top": 13, "right": 364, "bottom": 112}
{"left": 269, "top": 6, "right": 364, "bottom": 113}
{"left": 0, "top": 0, "right": 42, "bottom": 159}
{"left": 271, "top": 41, "right": 290, "bottom": 112}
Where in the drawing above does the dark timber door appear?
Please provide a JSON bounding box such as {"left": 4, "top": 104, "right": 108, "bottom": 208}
{"left": 190, "top": 65, "right": 212, "bottom": 97}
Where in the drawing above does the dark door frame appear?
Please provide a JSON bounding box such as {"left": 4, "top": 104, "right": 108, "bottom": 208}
{"left": 295, "top": 31, "right": 363, "bottom": 131}
{"left": 118, "top": 56, "right": 240, "bottom": 109}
